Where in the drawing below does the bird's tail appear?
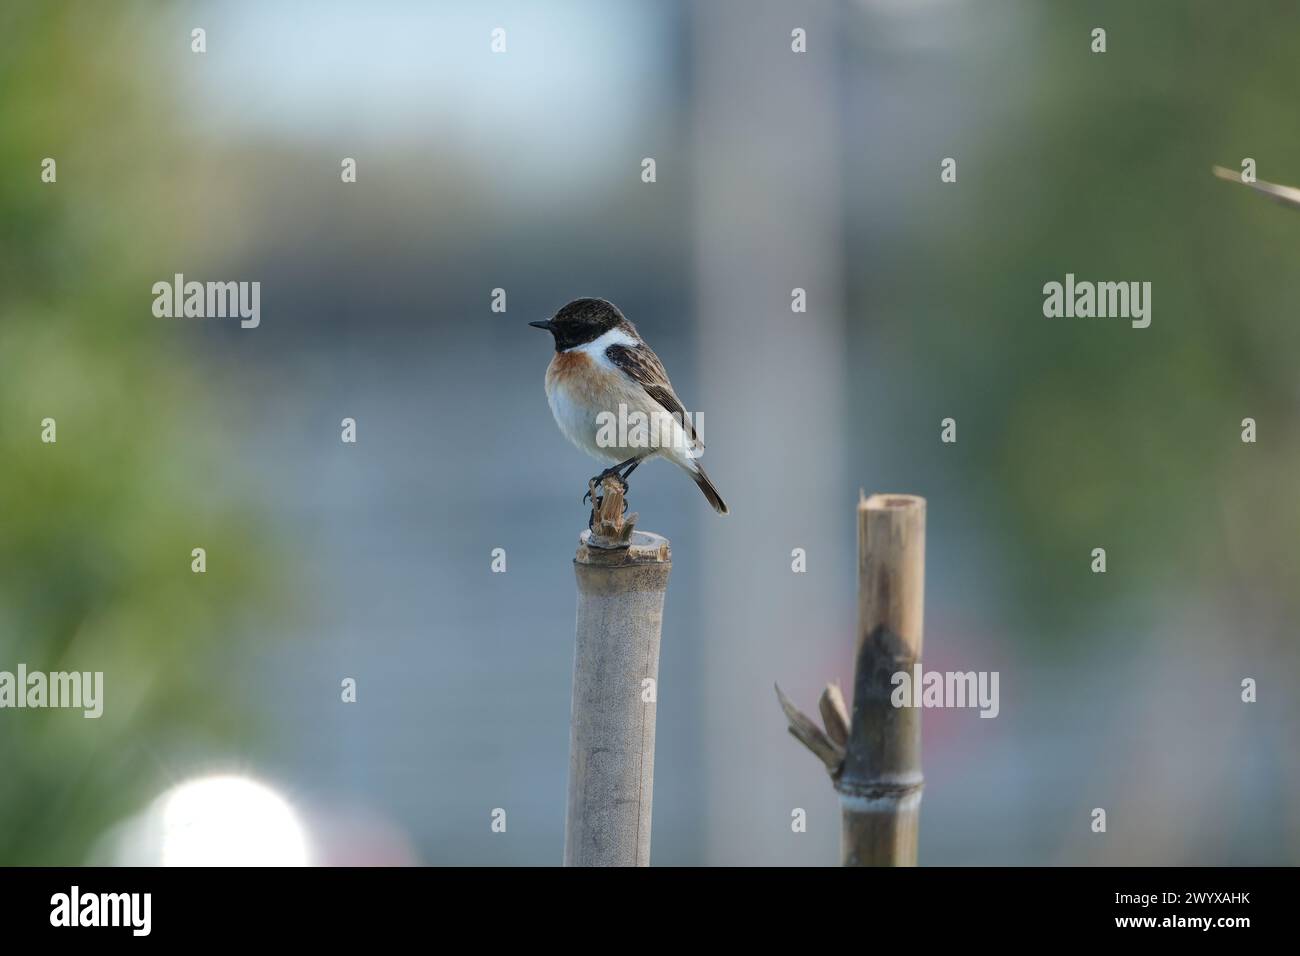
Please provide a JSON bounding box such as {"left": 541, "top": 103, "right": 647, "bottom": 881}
{"left": 690, "top": 464, "right": 729, "bottom": 515}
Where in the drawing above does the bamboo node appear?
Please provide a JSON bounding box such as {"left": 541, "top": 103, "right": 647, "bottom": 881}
{"left": 835, "top": 779, "right": 924, "bottom": 801}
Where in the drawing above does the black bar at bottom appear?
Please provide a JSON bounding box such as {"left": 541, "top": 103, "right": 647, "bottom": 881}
{"left": 0, "top": 865, "right": 1281, "bottom": 942}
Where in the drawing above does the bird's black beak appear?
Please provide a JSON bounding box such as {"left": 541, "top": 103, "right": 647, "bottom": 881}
{"left": 529, "top": 320, "right": 554, "bottom": 331}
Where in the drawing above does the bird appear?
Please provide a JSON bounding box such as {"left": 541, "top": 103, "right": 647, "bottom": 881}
{"left": 530, "top": 297, "right": 729, "bottom": 515}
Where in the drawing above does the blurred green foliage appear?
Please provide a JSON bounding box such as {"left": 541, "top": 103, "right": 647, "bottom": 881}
{"left": 0, "top": 4, "right": 285, "bottom": 863}
{"left": 850, "top": 1, "right": 1300, "bottom": 647}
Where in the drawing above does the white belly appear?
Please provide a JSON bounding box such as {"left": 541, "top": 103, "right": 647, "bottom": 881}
{"left": 543, "top": 334, "right": 697, "bottom": 468}
{"left": 545, "top": 376, "right": 697, "bottom": 467}
{"left": 546, "top": 377, "right": 625, "bottom": 464}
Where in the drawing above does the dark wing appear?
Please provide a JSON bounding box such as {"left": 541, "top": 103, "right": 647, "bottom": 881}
{"left": 605, "top": 343, "right": 702, "bottom": 446}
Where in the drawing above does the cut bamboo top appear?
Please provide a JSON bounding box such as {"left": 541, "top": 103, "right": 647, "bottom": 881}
{"left": 858, "top": 492, "right": 926, "bottom": 659}
{"left": 577, "top": 529, "right": 670, "bottom": 567}
{"left": 861, "top": 493, "right": 925, "bottom": 511}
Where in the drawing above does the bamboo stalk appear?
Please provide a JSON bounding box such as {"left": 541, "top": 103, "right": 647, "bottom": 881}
{"left": 774, "top": 492, "right": 927, "bottom": 866}
{"left": 563, "top": 476, "right": 671, "bottom": 866}
{"left": 840, "top": 492, "right": 926, "bottom": 866}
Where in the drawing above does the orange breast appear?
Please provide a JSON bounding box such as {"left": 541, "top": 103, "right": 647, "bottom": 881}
{"left": 547, "top": 349, "right": 615, "bottom": 404}
{"left": 548, "top": 349, "right": 590, "bottom": 382}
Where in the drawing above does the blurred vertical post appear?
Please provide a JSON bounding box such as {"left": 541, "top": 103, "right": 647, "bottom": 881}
{"left": 840, "top": 493, "right": 926, "bottom": 866}
{"left": 563, "top": 480, "right": 671, "bottom": 866}
{"left": 693, "top": 0, "right": 848, "bottom": 864}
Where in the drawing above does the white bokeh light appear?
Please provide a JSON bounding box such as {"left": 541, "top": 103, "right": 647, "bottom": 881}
{"left": 131, "top": 774, "right": 313, "bottom": 866}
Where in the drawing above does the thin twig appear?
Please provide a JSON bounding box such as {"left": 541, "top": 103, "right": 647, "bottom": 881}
{"left": 1212, "top": 165, "right": 1300, "bottom": 210}
{"left": 819, "top": 682, "right": 850, "bottom": 748}
{"left": 774, "top": 682, "right": 845, "bottom": 776}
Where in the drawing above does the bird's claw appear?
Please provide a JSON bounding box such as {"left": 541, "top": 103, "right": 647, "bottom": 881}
{"left": 584, "top": 466, "right": 632, "bottom": 514}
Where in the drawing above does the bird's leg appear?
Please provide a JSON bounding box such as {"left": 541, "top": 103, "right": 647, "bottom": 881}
{"left": 583, "top": 457, "right": 639, "bottom": 504}
{"left": 604, "top": 457, "right": 639, "bottom": 483}
{"left": 616, "top": 459, "right": 641, "bottom": 514}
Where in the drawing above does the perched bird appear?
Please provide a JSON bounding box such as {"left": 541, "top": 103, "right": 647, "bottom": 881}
{"left": 530, "top": 298, "right": 729, "bottom": 514}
